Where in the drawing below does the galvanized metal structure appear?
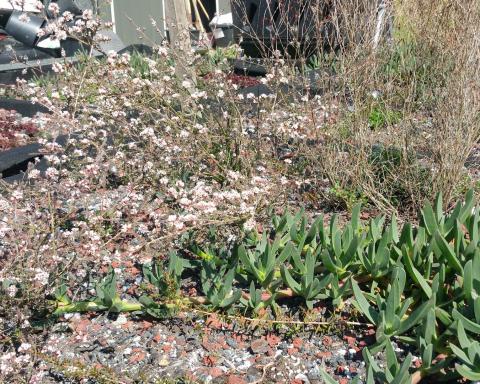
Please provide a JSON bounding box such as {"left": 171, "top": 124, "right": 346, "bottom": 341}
{"left": 0, "top": 0, "right": 126, "bottom": 83}
{"left": 106, "top": 0, "right": 231, "bottom": 46}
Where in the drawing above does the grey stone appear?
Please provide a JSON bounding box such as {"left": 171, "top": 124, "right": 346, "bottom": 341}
{"left": 250, "top": 339, "right": 269, "bottom": 354}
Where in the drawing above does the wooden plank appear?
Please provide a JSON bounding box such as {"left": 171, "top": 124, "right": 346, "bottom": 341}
{"left": 165, "top": 0, "right": 194, "bottom": 79}
{"left": 165, "top": 0, "right": 191, "bottom": 51}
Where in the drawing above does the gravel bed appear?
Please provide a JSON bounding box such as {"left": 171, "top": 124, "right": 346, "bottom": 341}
{"left": 37, "top": 312, "right": 370, "bottom": 384}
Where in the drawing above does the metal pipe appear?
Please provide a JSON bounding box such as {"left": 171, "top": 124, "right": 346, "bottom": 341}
{"left": 4, "top": 10, "right": 45, "bottom": 47}
{"left": 0, "top": 9, "right": 13, "bottom": 29}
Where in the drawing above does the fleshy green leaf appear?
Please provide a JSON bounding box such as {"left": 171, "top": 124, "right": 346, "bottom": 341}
{"left": 54, "top": 284, "right": 71, "bottom": 305}
{"left": 390, "top": 353, "right": 412, "bottom": 384}
{"left": 400, "top": 223, "right": 414, "bottom": 249}
{"left": 385, "top": 341, "right": 399, "bottom": 374}
{"left": 390, "top": 213, "right": 399, "bottom": 243}
{"left": 281, "top": 266, "right": 300, "bottom": 293}
{"left": 319, "top": 368, "right": 337, "bottom": 384}
{"left": 351, "top": 279, "right": 379, "bottom": 324}
{"left": 351, "top": 204, "right": 361, "bottom": 231}
{"left": 306, "top": 216, "right": 322, "bottom": 244}
{"left": 278, "top": 242, "right": 294, "bottom": 265}
{"left": 220, "top": 290, "right": 242, "bottom": 308}
{"left": 455, "top": 364, "right": 480, "bottom": 381}
{"left": 341, "top": 236, "right": 359, "bottom": 267}
{"left": 434, "top": 231, "right": 463, "bottom": 275}
{"left": 453, "top": 308, "right": 480, "bottom": 334}
{"left": 421, "top": 202, "right": 438, "bottom": 236}
{"left": 96, "top": 268, "right": 117, "bottom": 308}
{"left": 464, "top": 260, "right": 473, "bottom": 301}
{"left": 398, "top": 297, "right": 432, "bottom": 335}
{"left": 422, "top": 343, "right": 433, "bottom": 369}
{"left": 402, "top": 246, "right": 432, "bottom": 298}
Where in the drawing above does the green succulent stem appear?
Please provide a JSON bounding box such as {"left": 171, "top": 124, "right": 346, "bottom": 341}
{"left": 53, "top": 300, "right": 142, "bottom": 316}
{"left": 437, "top": 293, "right": 465, "bottom": 309}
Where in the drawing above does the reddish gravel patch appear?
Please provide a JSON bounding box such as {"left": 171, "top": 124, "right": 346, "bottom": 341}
{"left": 31, "top": 312, "right": 373, "bottom": 383}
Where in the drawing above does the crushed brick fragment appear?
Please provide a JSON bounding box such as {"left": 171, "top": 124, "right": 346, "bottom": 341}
{"left": 266, "top": 333, "right": 281, "bottom": 347}
{"left": 129, "top": 350, "right": 146, "bottom": 363}
{"left": 316, "top": 351, "right": 332, "bottom": 359}
{"left": 292, "top": 338, "right": 303, "bottom": 349}
{"left": 203, "top": 355, "right": 218, "bottom": 367}
{"left": 209, "top": 367, "right": 224, "bottom": 378}
{"left": 227, "top": 374, "right": 247, "bottom": 384}
{"left": 287, "top": 347, "right": 298, "bottom": 355}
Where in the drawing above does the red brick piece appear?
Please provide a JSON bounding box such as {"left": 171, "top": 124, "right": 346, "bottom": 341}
{"left": 266, "top": 333, "right": 281, "bottom": 347}
{"left": 316, "top": 351, "right": 332, "bottom": 359}
{"left": 292, "top": 338, "right": 303, "bottom": 349}
{"left": 209, "top": 367, "right": 224, "bottom": 378}
{"left": 227, "top": 375, "right": 247, "bottom": 384}
{"left": 287, "top": 347, "right": 298, "bottom": 355}
{"left": 129, "top": 351, "right": 146, "bottom": 363}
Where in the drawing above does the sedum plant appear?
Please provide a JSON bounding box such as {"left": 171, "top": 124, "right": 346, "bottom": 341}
{"left": 53, "top": 268, "right": 142, "bottom": 316}
{"left": 450, "top": 322, "right": 480, "bottom": 380}
{"left": 271, "top": 209, "right": 324, "bottom": 253}
{"left": 200, "top": 262, "right": 241, "bottom": 309}
{"left": 351, "top": 267, "right": 433, "bottom": 353}
{"left": 319, "top": 342, "right": 414, "bottom": 384}
{"left": 357, "top": 214, "right": 399, "bottom": 279}
{"left": 318, "top": 213, "right": 362, "bottom": 280}
{"left": 363, "top": 343, "right": 414, "bottom": 384}
{"left": 142, "top": 251, "right": 190, "bottom": 298}
{"left": 237, "top": 234, "right": 293, "bottom": 289}
{"left": 281, "top": 248, "right": 333, "bottom": 309}
{"left": 240, "top": 281, "right": 278, "bottom": 315}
